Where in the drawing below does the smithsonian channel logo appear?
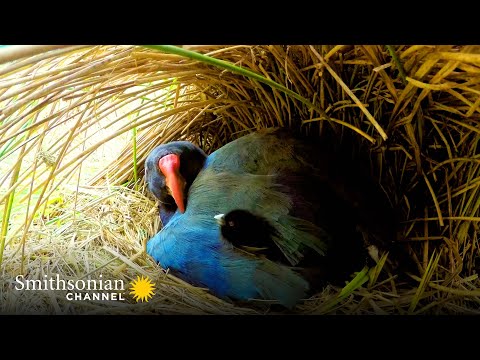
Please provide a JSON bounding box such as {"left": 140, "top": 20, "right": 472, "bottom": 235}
{"left": 14, "top": 274, "right": 155, "bottom": 302}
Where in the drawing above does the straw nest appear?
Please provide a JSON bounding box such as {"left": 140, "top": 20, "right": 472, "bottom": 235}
{"left": 1, "top": 45, "right": 480, "bottom": 315}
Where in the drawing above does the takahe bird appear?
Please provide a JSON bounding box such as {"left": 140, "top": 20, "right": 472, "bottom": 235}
{"left": 145, "top": 128, "right": 398, "bottom": 308}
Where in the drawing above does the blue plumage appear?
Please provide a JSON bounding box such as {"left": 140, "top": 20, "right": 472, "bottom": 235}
{"left": 145, "top": 128, "right": 398, "bottom": 308}
{"left": 147, "top": 167, "right": 317, "bottom": 307}
{"left": 147, "top": 216, "right": 304, "bottom": 304}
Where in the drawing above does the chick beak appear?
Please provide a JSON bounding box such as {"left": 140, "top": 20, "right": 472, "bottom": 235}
{"left": 214, "top": 213, "right": 225, "bottom": 225}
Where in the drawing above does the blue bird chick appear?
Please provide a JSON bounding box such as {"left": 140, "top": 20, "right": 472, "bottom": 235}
{"left": 145, "top": 128, "right": 399, "bottom": 308}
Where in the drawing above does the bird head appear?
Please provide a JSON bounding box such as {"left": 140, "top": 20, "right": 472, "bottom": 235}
{"left": 214, "top": 209, "right": 280, "bottom": 250}
{"left": 145, "top": 141, "right": 207, "bottom": 217}
{"left": 214, "top": 210, "right": 255, "bottom": 244}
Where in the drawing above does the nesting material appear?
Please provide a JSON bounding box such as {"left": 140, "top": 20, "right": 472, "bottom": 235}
{"left": 1, "top": 45, "right": 480, "bottom": 314}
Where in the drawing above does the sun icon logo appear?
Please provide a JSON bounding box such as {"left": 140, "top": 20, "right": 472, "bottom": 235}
{"left": 129, "top": 275, "right": 156, "bottom": 302}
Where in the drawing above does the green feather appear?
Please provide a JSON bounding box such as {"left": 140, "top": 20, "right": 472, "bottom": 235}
{"left": 187, "top": 168, "right": 329, "bottom": 266}
{"left": 253, "top": 259, "right": 310, "bottom": 309}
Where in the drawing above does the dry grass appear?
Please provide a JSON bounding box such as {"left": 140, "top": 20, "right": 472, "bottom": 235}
{"left": 1, "top": 45, "right": 480, "bottom": 314}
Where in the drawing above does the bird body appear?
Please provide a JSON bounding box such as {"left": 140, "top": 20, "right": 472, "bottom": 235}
{"left": 146, "top": 128, "right": 397, "bottom": 308}
{"left": 148, "top": 166, "right": 327, "bottom": 307}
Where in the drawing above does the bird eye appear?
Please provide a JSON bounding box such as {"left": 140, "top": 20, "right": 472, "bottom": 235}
{"left": 228, "top": 220, "right": 235, "bottom": 227}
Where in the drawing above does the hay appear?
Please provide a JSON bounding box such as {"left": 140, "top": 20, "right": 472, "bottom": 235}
{"left": 1, "top": 45, "right": 480, "bottom": 314}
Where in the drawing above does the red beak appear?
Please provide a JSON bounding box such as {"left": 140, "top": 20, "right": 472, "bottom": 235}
{"left": 158, "top": 154, "right": 186, "bottom": 213}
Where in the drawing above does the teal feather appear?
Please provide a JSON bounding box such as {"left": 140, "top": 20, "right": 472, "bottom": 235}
{"left": 186, "top": 168, "right": 330, "bottom": 264}
{"left": 147, "top": 128, "right": 398, "bottom": 307}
